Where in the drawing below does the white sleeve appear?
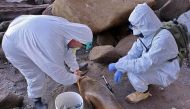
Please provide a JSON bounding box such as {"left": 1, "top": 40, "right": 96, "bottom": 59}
{"left": 115, "top": 30, "right": 178, "bottom": 74}
{"left": 64, "top": 48, "right": 79, "bottom": 72}
{"left": 117, "top": 39, "right": 143, "bottom": 63}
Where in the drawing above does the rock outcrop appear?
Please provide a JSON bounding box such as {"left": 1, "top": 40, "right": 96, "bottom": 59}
{"left": 156, "top": 0, "right": 190, "bottom": 21}
{"left": 89, "top": 45, "right": 120, "bottom": 63}
{"left": 115, "top": 34, "right": 137, "bottom": 56}
{"left": 52, "top": 0, "right": 155, "bottom": 33}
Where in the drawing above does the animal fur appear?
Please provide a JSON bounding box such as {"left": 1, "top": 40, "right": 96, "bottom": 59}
{"left": 77, "top": 76, "right": 124, "bottom": 109}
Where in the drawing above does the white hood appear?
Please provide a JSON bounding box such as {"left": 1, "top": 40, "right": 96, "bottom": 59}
{"left": 129, "top": 3, "right": 162, "bottom": 38}
{"left": 60, "top": 22, "right": 93, "bottom": 44}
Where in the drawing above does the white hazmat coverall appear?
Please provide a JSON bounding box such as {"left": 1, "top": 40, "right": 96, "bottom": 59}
{"left": 177, "top": 10, "right": 190, "bottom": 37}
{"left": 2, "top": 15, "right": 93, "bottom": 98}
{"left": 115, "top": 3, "right": 180, "bottom": 92}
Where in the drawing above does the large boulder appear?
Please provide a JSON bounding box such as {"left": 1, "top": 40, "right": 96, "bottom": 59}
{"left": 115, "top": 34, "right": 137, "bottom": 56}
{"left": 156, "top": 0, "right": 190, "bottom": 21}
{"left": 52, "top": 0, "right": 156, "bottom": 33}
{"left": 89, "top": 45, "right": 120, "bottom": 63}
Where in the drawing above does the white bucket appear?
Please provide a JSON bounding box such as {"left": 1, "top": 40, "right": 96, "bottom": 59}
{"left": 55, "top": 92, "right": 83, "bottom": 109}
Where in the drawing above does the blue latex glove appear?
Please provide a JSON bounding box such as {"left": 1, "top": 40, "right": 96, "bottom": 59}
{"left": 108, "top": 63, "right": 117, "bottom": 73}
{"left": 114, "top": 71, "right": 123, "bottom": 84}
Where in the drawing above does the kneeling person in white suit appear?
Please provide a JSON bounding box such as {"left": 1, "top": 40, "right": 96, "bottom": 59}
{"left": 108, "top": 3, "right": 180, "bottom": 103}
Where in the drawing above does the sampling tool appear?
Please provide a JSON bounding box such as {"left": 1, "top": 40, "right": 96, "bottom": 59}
{"left": 101, "top": 75, "right": 114, "bottom": 93}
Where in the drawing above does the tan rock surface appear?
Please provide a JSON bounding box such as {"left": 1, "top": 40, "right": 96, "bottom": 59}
{"left": 52, "top": 0, "right": 155, "bottom": 33}
{"left": 115, "top": 34, "right": 137, "bottom": 56}
{"left": 89, "top": 45, "right": 120, "bottom": 63}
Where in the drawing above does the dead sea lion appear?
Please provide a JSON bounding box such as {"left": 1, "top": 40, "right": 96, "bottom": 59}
{"left": 77, "top": 76, "right": 124, "bottom": 109}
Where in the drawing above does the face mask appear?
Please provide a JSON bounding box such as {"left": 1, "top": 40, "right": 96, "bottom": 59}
{"left": 82, "top": 42, "right": 93, "bottom": 50}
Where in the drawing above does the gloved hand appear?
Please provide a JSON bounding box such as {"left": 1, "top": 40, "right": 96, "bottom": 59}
{"left": 108, "top": 63, "right": 117, "bottom": 73}
{"left": 114, "top": 71, "right": 123, "bottom": 84}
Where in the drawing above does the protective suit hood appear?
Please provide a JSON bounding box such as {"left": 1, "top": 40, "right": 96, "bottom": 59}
{"left": 59, "top": 21, "right": 93, "bottom": 45}
{"left": 129, "top": 3, "right": 162, "bottom": 38}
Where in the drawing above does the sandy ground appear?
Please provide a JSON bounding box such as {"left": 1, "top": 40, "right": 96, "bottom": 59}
{"left": 1, "top": 48, "right": 190, "bottom": 109}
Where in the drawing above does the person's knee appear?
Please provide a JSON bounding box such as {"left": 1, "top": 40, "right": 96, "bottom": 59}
{"left": 128, "top": 74, "right": 148, "bottom": 92}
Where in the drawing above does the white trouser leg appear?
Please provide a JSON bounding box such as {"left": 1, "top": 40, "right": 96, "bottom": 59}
{"left": 2, "top": 38, "right": 46, "bottom": 98}
{"left": 128, "top": 72, "right": 149, "bottom": 92}
{"left": 8, "top": 57, "right": 46, "bottom": 98}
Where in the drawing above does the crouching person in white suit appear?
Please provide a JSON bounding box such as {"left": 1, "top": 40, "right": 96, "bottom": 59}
{"left": 108, "top": 3, "right": 180, "bottom": 103}
{"left": 2, "top": 15, "right": 93, "bottom": 109}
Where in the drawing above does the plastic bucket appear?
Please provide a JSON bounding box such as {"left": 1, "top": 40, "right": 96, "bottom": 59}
{"left": 55, "top": 92, "right": 83, "bottom": 109}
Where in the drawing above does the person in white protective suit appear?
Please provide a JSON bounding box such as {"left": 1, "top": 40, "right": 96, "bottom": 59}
{"left": 177, "top": 10, "right": 190, "bottom": 37}
{"left": 108, "top": 3, "right": 180, "bottom": 103}
{"left": 2, "top": 15, "right": 93, "bottom": 108}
